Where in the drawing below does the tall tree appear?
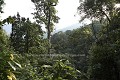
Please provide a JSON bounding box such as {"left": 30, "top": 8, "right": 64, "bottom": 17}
{"left": 10, "top": 13, "right": 46, "bottom": 54}
{"left": 31, "top": 0, "right": 59, "bottom": 54}
{"left": 78, "top": 0, "right": 119, "bottom": 23}
{"left": 78, "top": 0, "right": 120, "bottom": 79}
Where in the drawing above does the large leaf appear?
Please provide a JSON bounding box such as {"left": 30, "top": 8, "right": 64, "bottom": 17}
{"left": 13, "top": 61, "right": 22, "bottom": 68}
{"left": 8, "top": 61, "right": 16, "bottom": 71}
{"left": 42, "top": 65, "right": 52, "bottom": 68}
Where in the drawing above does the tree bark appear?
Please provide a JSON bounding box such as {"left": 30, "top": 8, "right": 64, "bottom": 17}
{"left": 47, "top": 7, "right": 51, "bottom": 54}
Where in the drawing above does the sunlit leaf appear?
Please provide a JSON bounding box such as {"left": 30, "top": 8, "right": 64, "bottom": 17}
{"left": 13, "top": 61, "right": 22, "bottom": 68}
{"left": 8, "top": 61, "right": 16, "bottom": 71}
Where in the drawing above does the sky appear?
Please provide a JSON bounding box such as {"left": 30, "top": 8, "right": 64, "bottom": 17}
{"left": 1, "top": 0, "right": 89, "bottom": 34}
{"left": 55, "top": 0, "right": 80, "bottom": 29}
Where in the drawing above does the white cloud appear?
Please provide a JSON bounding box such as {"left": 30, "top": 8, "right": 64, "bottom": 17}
{"left": 1, "top": 0, "right": 34, "bottom": 19}
{"left": 55, "top": 0, "right": 80, "bottom": 30}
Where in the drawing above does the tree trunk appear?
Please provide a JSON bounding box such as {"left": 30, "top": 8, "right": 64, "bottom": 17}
{"left": 47, "top": 7, "right": 51, "bottom": 54}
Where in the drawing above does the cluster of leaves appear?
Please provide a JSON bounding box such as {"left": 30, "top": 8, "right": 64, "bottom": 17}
{"left": 10, "top": 13, "right": 48, "bottom": 54}
{"left": 31, "top": 0, "right": 59, "bottom": 42}
{"left": 51, "top": 22, "right": 101, "bottom": 73}
{"left": 51, "top": 31, "right": 70, "bottom": 54}
{"left": 88, "top": 16, "right": 120, "bottom": 80}
{"left": 0, "top": 1, "right": 21, "bottom": 78}
{"left": 77, "top": 0, "right": 120, "bottom": 80}
{"left": 31, "top": 0, "right": 59, "bottom": 27}
{"left": 78, "top": 0, "right": 119, "bottom": 22}
{"left": 39, "top": 59, "right": 81, "bottom": 80}
{"left": 0, "top": 28, "right": 21, "bottom": 80}
{"left": 1, "top": 0, "right": 120, "bottom": 80}
{"left": 1, "top": 0, "right": 83, "bottom": 80}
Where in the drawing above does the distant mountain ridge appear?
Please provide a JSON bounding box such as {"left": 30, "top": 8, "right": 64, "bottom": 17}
{"left": 3, "top": 23, "right": 83, "bottom": 35}
{"left": 54, "top": 23, "right": 82, "bottom": 33}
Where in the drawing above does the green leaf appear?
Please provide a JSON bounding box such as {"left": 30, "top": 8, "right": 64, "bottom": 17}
{"left": 8, "top": 61, "right": 16, "bottom": 71}
{"left": 2, "top": 19, "right": 7, "bottom": 24}
{"left": 13, "top": 61, "right": 22, "bottom": 68}
{"left": 65, "top": 66, "right": 73, "bottom": 70}
{"left": 42, "top": 65, "right": 52, "bottom": 68}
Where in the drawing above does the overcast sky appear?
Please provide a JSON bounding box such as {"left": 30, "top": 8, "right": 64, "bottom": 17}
{"left": 2, "top": 0, "right": 89, "bottom": 33}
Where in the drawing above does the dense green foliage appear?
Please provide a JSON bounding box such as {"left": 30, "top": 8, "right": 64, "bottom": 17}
{"left": 0, "top": 1, "right": 21, "bottom": 79}
{"left": 51, "top": 22, "right": 102, "bottom": 73}
{"left": 10, "top": 13, "right": 47, "bottom": 54}
{"left": 0, "top": 0, "right": 120, "bottom": 80}
{"left": 31, "top": 0, "right": 59, "bottom": 54}
{"left": 78, "top": 0, "right": 120, "bottom": 80}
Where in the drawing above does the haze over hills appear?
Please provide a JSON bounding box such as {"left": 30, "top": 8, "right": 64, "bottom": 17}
{"left": 53, "top": 23, "right": 82, "bottom": 33}
{"left": 3, "top": 23, "right": 82, "bottom": 35}
{"left": 3, "top": 21, "right": 92, "bottom": 37}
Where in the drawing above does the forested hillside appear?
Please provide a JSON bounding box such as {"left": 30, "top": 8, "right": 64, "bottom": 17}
{"left": 0, "top": 0, "right": 120, "bottom": 80}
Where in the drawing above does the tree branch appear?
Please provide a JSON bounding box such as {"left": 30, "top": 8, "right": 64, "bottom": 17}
{"left": 100, "top": 9, "right": 111, "bottom": 23}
